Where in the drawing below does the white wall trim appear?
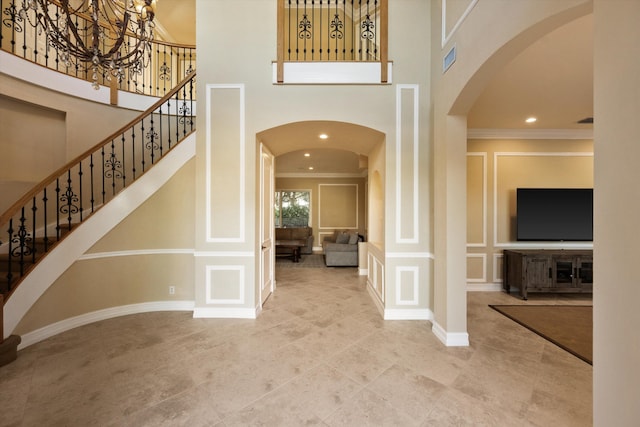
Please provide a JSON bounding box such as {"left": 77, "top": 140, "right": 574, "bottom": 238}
{"left": 194, "top": 251, "right": 254, "bottom": 258}
{"left": 273, "top": 61, "right": 393, "bottom": 85}
{"left": 4, "top": 134, "right": 196, "bottom": 339}
{"left": 18, "top": 300, "right": 195, "bottom": 350}
{"left": 385, "top": 252, "right": 434, "bottom": 259}
{"left": 395, "top": 84, "right": 420, "bottom": 244}
{"left": 0, "top": 50, "right": 158, "bottom": 111}
{"left": 468, "top": 128, "right": 593, "bottom": 140}
{"left": 441, "top": 0, "right": 479, "bottom": 48}
{"left": 79, "top": 249, "right": 195, "bottom": 260}
{"left": 432, "top": 321, "right": 470, "bottom": 347}
{"left": 384, "top": 308, "right": 432, "bottom": 320}
{"left": 205, "top": 84, "right": 246, "bottom": 243}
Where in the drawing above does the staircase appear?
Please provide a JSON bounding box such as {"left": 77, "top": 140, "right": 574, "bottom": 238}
{"left": 0, "top": 70, "right": 197, "bottom": 355}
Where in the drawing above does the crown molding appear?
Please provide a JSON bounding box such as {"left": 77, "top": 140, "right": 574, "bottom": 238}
{"left": 468, "top": 128, "right": 593, "bottom": 140}
{"left": 276, "top": 171, "right": 367, "bottom": 179}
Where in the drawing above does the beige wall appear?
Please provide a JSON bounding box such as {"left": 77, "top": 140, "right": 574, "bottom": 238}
{"left": 196, "top": 0, "right": 432, "bottom": 319}
{"left": 593, "top": 1, "right": 640, "bottom": 423}
{"left": 466, "top": 138, "right": 593, "bottom": 288}
{"left": 14, "top": 159, "right": 196, "bottom": 335}
{"left": 276, "top": 176, "right": 367, "bottom": 249}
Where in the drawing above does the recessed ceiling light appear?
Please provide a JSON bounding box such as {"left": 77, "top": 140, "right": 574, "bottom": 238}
{"left": 308, "top": 166, "right": 314, "bottom": 170}
{"left": 319, "top": 133, "right": 328, "bottom": 140}
{"left": 525, "top": 117, "right": 537, "bottom": 124}
{"left": 304, "top": 153, "right": 311, "bottom": 157}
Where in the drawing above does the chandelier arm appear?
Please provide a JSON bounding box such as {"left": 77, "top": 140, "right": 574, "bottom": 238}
{"left": 103, "top": 12, "right": 130, "bottom": 58}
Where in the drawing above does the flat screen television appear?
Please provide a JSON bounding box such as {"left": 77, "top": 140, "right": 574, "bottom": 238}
{"left": 516, "top": 188, "right": 593, "bottom": 241}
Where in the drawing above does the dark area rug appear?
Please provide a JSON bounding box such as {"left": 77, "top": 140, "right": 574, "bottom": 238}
{"left": 489, "top": 304, "right": 592, "bottom": 365}
{"left": 276, "top": 253, "right": 326, "bottom": 268}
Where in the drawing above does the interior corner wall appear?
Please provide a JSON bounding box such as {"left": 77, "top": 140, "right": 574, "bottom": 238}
{"left": 593, "top": 1, "right": 640, "bottom": 423}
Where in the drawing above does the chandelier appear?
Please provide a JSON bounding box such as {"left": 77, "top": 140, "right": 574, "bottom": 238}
{"left": 20, "top": 0, "right": 157, "bottom": 89}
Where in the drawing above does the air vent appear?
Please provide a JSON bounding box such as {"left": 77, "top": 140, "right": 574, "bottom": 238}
{"left": 577, "top": 117, "right": 594, "bottom": 124}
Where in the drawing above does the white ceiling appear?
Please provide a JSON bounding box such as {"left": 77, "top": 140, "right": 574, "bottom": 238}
{"left": 155, "top": 5, "right": 593, "bottom": 174}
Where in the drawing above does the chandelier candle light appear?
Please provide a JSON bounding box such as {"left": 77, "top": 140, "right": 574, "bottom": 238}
{"left": 20, "top": 0, "right": 157, "bottom": 89}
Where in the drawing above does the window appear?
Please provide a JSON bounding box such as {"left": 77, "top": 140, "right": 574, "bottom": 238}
{"left": 275, "top": 191, "right": 310, "bottom": 227}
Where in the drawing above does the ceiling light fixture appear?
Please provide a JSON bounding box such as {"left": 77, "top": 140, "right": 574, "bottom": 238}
{"left": 20, "top": 0, "right": 157, "bottom": 89}
{"left": 304, "top": 153, "right": 311, "bottom": 157}
{"left": 319, "top": 134, "right": 328, "bottom": 140}
{"left": 308, "top": 166, "right": 314, "bottom": 170}
{"left": 525, "top": 117, "right": 537, "bottom": 124}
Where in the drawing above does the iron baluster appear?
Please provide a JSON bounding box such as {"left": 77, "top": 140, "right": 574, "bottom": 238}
{"left": 6, "top": 219, "right": 14, "bottom": 289}
{"left": 43, "top": 187, "right": 49, "bottom": 252}
{"left": 131, "top": 124, "right": 137, "bottom": 180}
{"left": 30, "top": 197, "right": 36, "bottom": 264}
{"left": 140, "top": 118, "right": 146, "bottom": 172}
{"left": 100, "top": 147, "right": 106, "bottom": 204}
{"left": 89, "top": 153, "right": 95, "bottom": 213}
{"left": 121, "top": 132, "right": 127, "bottom": 188}
{"left": 78, "top": 161, "right": 84, "bottom": 221}
{"left": 55, "top": 177, "right": 60, "bottom": 240}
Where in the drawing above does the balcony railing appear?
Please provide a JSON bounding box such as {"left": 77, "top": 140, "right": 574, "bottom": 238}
{"left": 0, "top": 0, "right": 195, "bottom": 98}
{"left": 276, "top": 0, "right": 388, "bottom": 83}
{"left": 0, "top": 70, "right": 196, "bottom": 302}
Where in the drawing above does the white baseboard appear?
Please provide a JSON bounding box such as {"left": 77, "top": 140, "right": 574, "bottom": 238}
{"left": 19, "top": 300, "right": 195, "bottom": 350}
{"left": 431, "top": 320, "right": 470, "bottom": 347}
{"left": 358, "top": 268, "right": 368, "bottom": 276}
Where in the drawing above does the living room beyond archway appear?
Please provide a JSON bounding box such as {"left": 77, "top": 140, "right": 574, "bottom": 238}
{"left": 257, "top": 120, "right": 385, "bottom": 272}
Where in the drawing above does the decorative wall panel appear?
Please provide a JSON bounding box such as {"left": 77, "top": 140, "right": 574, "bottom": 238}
{"left": 206, "top": 84, "right": 245, "bottom": 242}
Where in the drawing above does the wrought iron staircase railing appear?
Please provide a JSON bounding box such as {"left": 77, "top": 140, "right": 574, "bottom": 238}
{"left": 0, "top": 70, "right": 196, "bottom": 307}
{"left": 276, "top": 0, "right": 388, "bottom": 83}
{"left": 0, "top": 0, "right": 195, "bottom": 97}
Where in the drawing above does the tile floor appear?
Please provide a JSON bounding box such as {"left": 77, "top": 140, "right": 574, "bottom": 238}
{"left": 0, "top": 267, "right": 592, "bottom": 426}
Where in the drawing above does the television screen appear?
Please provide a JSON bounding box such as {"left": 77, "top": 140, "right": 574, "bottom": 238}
{"left": 516, "top": 188, "right": 593, "bottom": 241}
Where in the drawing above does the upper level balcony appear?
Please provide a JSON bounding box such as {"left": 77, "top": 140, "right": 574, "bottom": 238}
{"left": 274, "top": 0, "right": 391, "bottom": 85}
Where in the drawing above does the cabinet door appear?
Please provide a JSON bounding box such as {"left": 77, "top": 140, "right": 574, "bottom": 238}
{"left": 524, "top": 256, "right": 552, "bottom": 289}
{"left": 577, "top": 257, "right": 593, "bottom": 290}
{"left": 552, "top": 256, "right": 578, "bottom": 288}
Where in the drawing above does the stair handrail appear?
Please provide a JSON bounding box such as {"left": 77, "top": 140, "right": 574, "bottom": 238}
{"left": 0, "top": 69, "right": 197, "bottom": 300}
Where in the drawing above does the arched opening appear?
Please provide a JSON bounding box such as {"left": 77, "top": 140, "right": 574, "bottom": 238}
{"left": 256, "top": 120, "right": 385, "bottom": 305}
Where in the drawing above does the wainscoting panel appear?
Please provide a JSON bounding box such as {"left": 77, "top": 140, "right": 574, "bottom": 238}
{"left": 318, "top": 184, "right": 358, "bottom": 229}
{"left": 395, "top": 266, "right": 419, "bottom": 306}
{"left": 395, "top": 84, "right": 419, "bottom": 244}
{"left": 205, "top": 84, "right": 245, "bottom": 243}
{"left": 467, "top": 152, "right": 487, "bottom": 247}
{"left": 205, "top": 265, "right": 245, "bottom": 305}
{"left": 466, "top": 253, "right": 486, "bottom": 283}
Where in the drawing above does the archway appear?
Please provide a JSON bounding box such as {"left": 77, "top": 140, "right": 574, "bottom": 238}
{"left": 432, "top": 1, "right": 592, "bottom": 344}
{"left": 256, "top": 120, "right": 385, "bottom": 307}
